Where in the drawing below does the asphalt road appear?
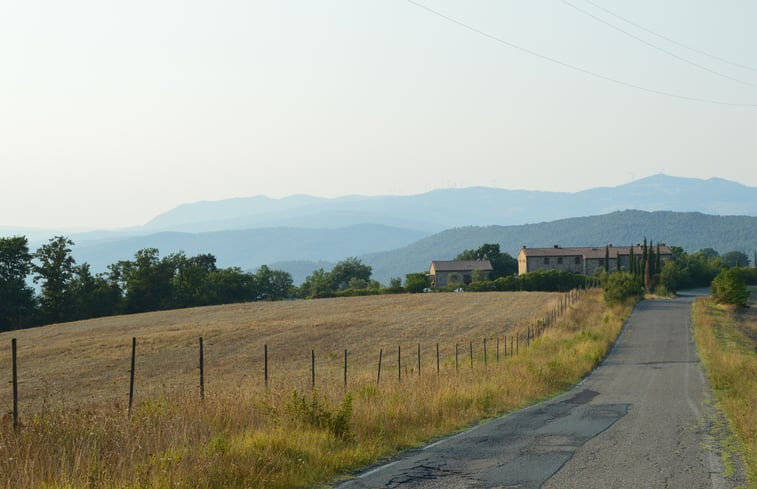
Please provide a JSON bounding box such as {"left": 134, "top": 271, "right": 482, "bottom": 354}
{"left": 337, "top": 294, "right": 746, "bottom": 488}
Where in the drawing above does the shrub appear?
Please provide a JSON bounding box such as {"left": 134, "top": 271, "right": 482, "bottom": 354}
{"left": 711, "top": 268, "right": 750, "bottom": 307}
{"left": 285, "top": 390, "right": 353, "bottom": 440}
{"left": 404, "top": 273, "right": 429, "bottom": 293}
{"left": 603, "top": 272, "right": 643, "bottom": 305}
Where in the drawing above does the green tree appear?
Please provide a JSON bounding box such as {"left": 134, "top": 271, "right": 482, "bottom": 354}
{"left": 604, "top": 272, "right": 644, "bottom": 305}
{"left": 329, "top": 257, "right": 372, "bottom": 291}
{"left": 721, "top": 251, "right": 750, "bottom": 268}
{"left": 711, "top": 268, "right": 749, "bottom": 307}
{"left": 115, "top": 248, "right": 176, "bottom": 313}
{"left": 348, "top": 277, "right": 368, "bottom": 289}
{"left": 171, "top": 252, "right": 217, "bottom": 308}
{"left": 299, "top": 268, "right": 333, "bottom": 298}
{"left": 388, "top": 277, "right": 403, "bottom": 292}
{"left": 69, "top": 263, "right": 121, "bottom": 319}
{"left": 207, "top": 267, "right": 256, "bottom": 303}
{"left": 33, "top": 236, "right": 77, "bottom": 324}
{"left": 697, "top": 248, "right": 720, "bottom": 259}
{"left": 604, "top": 245, "right": 610, "bottom": 273}
{"left": 268, "top": 269, "right": 294, "bottom": 300}
{"left": 404, "top": 272, "right": 428, "bottom": 293}
{"left": 0, "top": 236, "right": 36, "bottom": 329}
{"left": 656, "top": 242, "right": 661, "bottom": 273}
{"left": 455, "top": 243, "right": 516, "bottom": 278}
{"left": 660, "top": 248, "right": 724, "bottom": 292}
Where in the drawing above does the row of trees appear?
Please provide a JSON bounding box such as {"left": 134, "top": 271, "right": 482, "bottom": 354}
{"left": 0, "top": 236, "right": 294, "bottom": 331}
{"left": 658, "top": 247, "right": 752, "bottom": 293}
{"left": 603, "top": 243, "right": 754, "bottom": 306}
{"left": 4, "top": 233, "right": 751, "bottom": 330}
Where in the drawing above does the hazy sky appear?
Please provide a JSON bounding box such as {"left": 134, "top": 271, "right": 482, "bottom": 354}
{"left": 2, "top": 0, "right": 756, "bottom": 230}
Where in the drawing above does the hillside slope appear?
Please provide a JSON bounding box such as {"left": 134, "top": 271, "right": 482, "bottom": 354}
{"left": 362, "top": 210, "right": 757, "bottom": 283}
{"left": 72, "top": 224, "right": 429, "bottom": 274}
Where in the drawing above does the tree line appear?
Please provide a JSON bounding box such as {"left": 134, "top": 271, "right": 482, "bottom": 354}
{"left": 0, "top": 236, "right": 295, "bottom": 331}
{"left": 603, "top": 240, "right": 754, "bottom": 306}
{"left": 3, "top": 235, "right": 752, "bottom": 331}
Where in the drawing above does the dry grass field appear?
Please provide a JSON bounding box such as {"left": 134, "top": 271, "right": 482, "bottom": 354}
{"left": 692, "top": 299, "right": 757, "bottom": 485}
{"left": 0, "top": 292, "right": 562, "bottom": 415}
{"left": 0, "top": 289, "right": 630, "bottom": 488}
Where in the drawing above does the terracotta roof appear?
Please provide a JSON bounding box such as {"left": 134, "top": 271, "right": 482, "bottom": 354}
{"left": 430, "top": 260, "right": 493, "bottom": 272}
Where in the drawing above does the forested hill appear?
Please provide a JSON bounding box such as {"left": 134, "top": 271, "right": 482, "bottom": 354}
{"left": 362, "top": 210, "right": 757, "bottom": 284}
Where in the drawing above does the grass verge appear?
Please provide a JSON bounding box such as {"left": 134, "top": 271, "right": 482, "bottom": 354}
{"left": 691, "top": 298, "right": 756, "bottom": 485}
{"left": 0, "top": 290, "right": 631, "bottom": 488}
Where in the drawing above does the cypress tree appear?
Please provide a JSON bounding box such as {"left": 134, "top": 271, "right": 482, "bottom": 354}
{"left": 629, "top": 245, "right": 635, "bottom": 276}
{"left": 649, "top": 241, "right": 655, "bottom": 275}
{"left": 655, "top": 241, "right": 662, "bottom": 273}
{"left": 605, "top": 245, "right": 610, "bottom": 273}
{"left": 642, "top": 238, "right": 648, "bottom": 277}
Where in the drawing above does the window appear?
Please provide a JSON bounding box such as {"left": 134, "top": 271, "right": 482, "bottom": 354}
{"left": 557, "top": 257, "right": 563, "bottom": 265}
{"left": 574, "top": 256, "right": 581, "bottom": 264}
{"left": 544, "top": 257, "right": 550, "bottom": 264}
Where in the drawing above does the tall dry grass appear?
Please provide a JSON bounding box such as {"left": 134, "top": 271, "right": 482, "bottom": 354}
{"left": 0, "top": 290, "right": 628, "bottom": 488}
{"left": 691, "top": 299, "right": 756, "bottom": 484}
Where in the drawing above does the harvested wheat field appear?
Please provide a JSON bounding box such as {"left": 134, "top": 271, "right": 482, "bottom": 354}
{"left": 0, "top": 291, "right": 561, "bottom": 415}
{"left": 0, "top": 289, "right": 623, "bottom": 489}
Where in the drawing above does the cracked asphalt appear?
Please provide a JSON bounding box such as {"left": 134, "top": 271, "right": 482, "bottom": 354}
{"left": 337, "top": 293, "right": 747, "bottom": 488}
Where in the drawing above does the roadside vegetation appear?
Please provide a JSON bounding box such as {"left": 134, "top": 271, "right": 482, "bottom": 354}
{"left": 691, "top": 299, "right": 756, "bottom": 485}
{"left": 0, "top": 289, "right": 632, "bottom": 488}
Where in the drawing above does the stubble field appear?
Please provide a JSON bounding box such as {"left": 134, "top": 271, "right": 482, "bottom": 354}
{"left": 0, "top": 292, "right": 561, "bottom": 419}
{"left": 0, "top": 290, "right": 627, "bottom": 489}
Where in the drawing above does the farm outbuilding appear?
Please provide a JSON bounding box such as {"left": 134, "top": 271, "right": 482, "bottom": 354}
{"left": 428, "top": 259, "right": 493, "bottom": 288}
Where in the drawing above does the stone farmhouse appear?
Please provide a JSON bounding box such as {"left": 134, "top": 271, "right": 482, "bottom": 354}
{"left": 517, "top": 244, "right": 673, "bottom": 276}
{"left": 429, "top": 259, "right": 493, "bottom": 288}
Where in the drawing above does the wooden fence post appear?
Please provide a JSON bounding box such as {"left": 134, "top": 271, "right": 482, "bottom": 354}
{"left": 469, "top": 340, "right": 473, "bottom": 369}
{"left": 455, "top": 343, "right": 459, "bottom": 373}
{"left": 128, "top": 337, "right": 136, "bottom": 415}
{"left": 398, "top": 345, "right": 401, "bottom": 383}
{"left": 311, "top": 349, "right": 315, "bottom": 389}
{"left": 264, "top": 344, "right": 268, "bottom": 389}
{"left": 344, "top": 349, "right": 347, "bottom": 390}
{"left": 199, "top": 337, "right": 205, "bottom": 401}
{"left": 483, "top": 338, "right": 487, "bottom": 366}
{"left": 12, "top": 338, "right": 18, "bottom": 432}
{"left": 417, "top": 343, "right": 421, "bottom": 377}
{"left": 377, "top": 348, "right": 382, "bottom": 385}
{"left": 436, "top": 343, "right": 440, "bottom": 374}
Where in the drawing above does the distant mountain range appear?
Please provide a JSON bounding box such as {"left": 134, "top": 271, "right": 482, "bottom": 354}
{"left": 2, "top": 174, "right": 755, "bottom": 284}
{"left": 138, "top": 173, "right": 757, "bottom": 233}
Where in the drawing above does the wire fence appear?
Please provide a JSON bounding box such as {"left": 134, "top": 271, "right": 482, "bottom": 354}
{"left": 5, "top": 287, "right": 593, "bottom": 430}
